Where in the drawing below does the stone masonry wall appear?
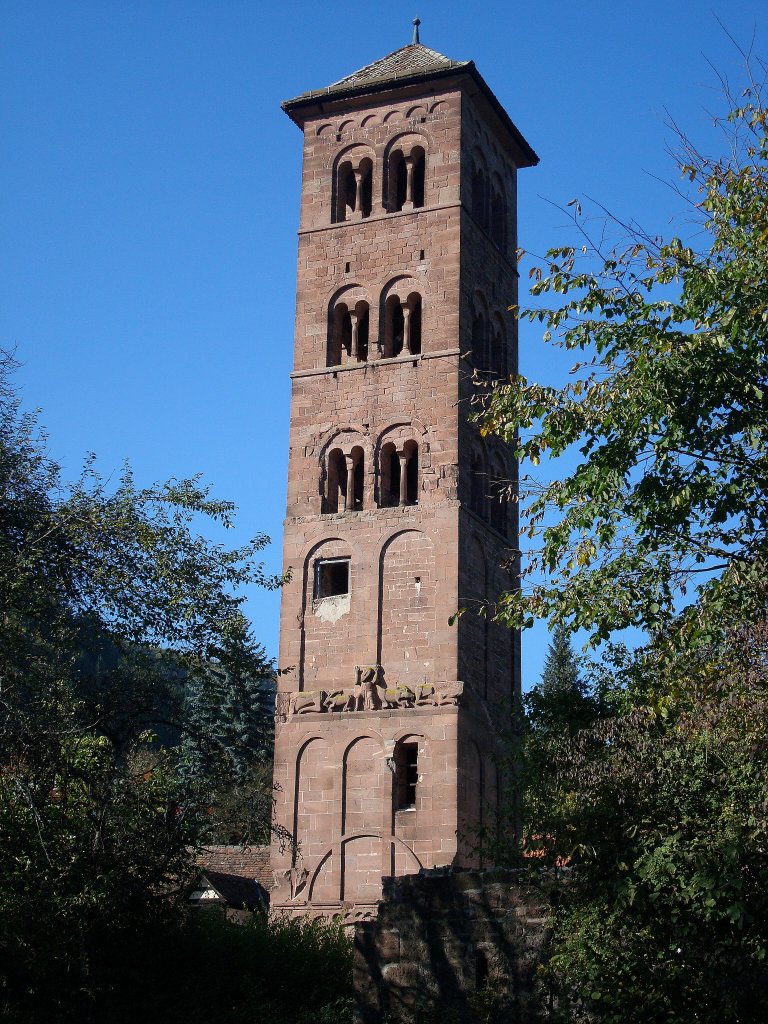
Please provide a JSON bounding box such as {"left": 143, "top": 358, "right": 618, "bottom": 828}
{"left": 354, "top": 870, "right": 554, "bottom": 1024}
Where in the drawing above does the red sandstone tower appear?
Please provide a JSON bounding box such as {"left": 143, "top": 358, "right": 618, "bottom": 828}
{"left": 270, "top": 27, "right": 537, "bottom": 924}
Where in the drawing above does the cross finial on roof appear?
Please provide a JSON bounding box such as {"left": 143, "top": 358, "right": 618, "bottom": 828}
{"left": 412, "top": 17, "right": 421, "bottom": 45}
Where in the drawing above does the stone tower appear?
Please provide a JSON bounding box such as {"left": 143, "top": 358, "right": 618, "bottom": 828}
{"left": 270, "top": 32, "right": 537, "bottom": 925}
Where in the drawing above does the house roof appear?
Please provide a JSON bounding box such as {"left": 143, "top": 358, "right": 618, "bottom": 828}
{"left": 196, "top": 844, "right": 273, "bottom": 891}
{"left": 198, "top": 869, "right": 268, "bottom": 912}
{"left": 281, "top": 41, "right": 538, "bottom": 167}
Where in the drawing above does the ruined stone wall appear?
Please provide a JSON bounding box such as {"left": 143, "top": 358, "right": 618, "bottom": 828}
{"left": 354, "top": 870, "right": 554, "bottom": 1024}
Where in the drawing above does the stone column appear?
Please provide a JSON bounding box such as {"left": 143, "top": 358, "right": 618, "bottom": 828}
{"left": 402, "top": 155, "right": 415, "bottom": 211}
{"left": 398, "top": 451, "right": 408, "bottom": 506}
{"left": 352, "top": 168, "right": 363, "bottom": 220}
{"left": 402, "top": 303, "right": 412, "bottom": 355}
{"left": 349, "top": 311, "right": 359, "bottom": 361}
{"left": 344, "top": 454, "right": 355, "bottom": 511}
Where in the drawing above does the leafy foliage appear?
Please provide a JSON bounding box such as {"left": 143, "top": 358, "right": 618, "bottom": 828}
{"left": 1, "top": 909, "right": 352, "bottom": 1024}
{"left": 478, "top": 58, "right": 768, "bottom": 1020}
{"left": 526, "top": 609, "right": 768, "bottom": 1022}
{"left": 0, "top": 354, "right": 284, "bottom": 1015}
{"left": 481, "top": 73, "right": 768, "bottom": 642}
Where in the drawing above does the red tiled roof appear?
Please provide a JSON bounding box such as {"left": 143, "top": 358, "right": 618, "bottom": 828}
{"left": 196, "top": 844, "right": 272, "bottom": 892}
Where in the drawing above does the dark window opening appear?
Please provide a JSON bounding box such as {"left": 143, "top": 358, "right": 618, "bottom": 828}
{"left": 419, "top": 249, "right": 425, "bottom": 261}
{"left": 471, "top": 455, "right": 486, "bottom": 518}
{"left": 490, "top": 326, "right": 506, "bottom": 378}
{"left": 345, "top": 261, "right": 350, "bottom": 273}
{"left": 356, "top": 303, "right": 369, "bottom": 362}
{"left": 351, "top": 446, "right": 364, "bottom": 510}
{"left": 387, "top": 445, "right": 400, "bottom": 506}
{"left": 340, "top": 308, "right": 353, "bottom": 360}
{"left": 412, "top": 147, "right": 425, "bottom": 208}
{"left": 389, "top": 150, "right": 407, "bottom": 212}
{"left": 379, "top": 442, "right": 400, "bottom": 507}
{"left": 336, "top": 161, "right": 355, "bottom": 223}
{"left": 404, "top": 440, "right": 419, "bottom": 505}
{"left": 360, "top": 159, "right": 373, "bottom": 218}
{"left": 490, "top": 469, "right": 507, "bottom": 534}
{"left": 315, "top": 558, "right": 350, "bottom": 599}
{"left": 472, "top": 315, "right": 487, "bottom": 370}
{"left": 387, "top": 298, "right": 405, "bottom": 357}
{"left": 396, "top": 741, "right": 419, "bottom": 810}
{"left": 408, "top": 293, "right": 422, "bottom": 355}
{"left": 472, "top": 166, "right": 487, "bottom": 229}
{"left": 325, "top": 447, "right": 347, "bottom": 513}
{"left": 491, "top": 192, "right": 505, "bottom": 250}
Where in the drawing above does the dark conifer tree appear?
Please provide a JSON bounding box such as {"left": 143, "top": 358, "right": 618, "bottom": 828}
{"left": 541, "top": 624, "right": 580, "bottom": 693}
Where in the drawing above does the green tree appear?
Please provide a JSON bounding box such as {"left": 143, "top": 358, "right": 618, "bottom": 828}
{"left": 541, "top": 624, "right": 580, "bottom": 693}
{"left": 480, "top": 63, "right": 768, "bottom": 1022}
{"left": 0, "top": 353, "right": 283, "bottom": 1018}
{"left": 481, "top": 68, "right": 768, "bottom": 644}
{"left": 535, "top": 609, "right": 768, "bottom": 1023}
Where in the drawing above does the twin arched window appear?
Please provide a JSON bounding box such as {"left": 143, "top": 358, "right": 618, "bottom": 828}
{"left": 380, "top": 439, "right": 419, "bottom": 507}
{"left": 324, "top": 446, "right": 364, "bottom": 513}
{"left": 387, "top": 145, "right": 425, "bottom": 213}
{"left": 335, "top": 156, "right": 373, "bottom": 222}
{"left": 471, "top": 159, "right": 507, "bottom": 254}
{"left": 328, "top": 289, "right": 423, "bottom": 367}
{"left": 330, "top": 300, "right": 370, "bottom": 365}
{"left": 471, "top": 310, "right": 507, "bottom": 378}
{"left": 322, "top": 439, "right": 420, "bottom": 512}
{"left": 470, "top": 448, "right": 508, "bottom": 535}
{"left": 383, "top": 292, "right": 422, "bottom": 358}
{"left": 332, "top": 139, "right": 427, "bottom": 224}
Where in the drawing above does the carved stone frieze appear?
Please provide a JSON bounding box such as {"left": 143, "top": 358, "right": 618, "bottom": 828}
{"left": 275, "top": 670, "right": 464, "bottom": 721}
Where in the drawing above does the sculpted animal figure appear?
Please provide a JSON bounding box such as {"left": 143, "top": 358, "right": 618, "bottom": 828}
{"left": 290, "top": 690, "right": 326, "bottom": 715}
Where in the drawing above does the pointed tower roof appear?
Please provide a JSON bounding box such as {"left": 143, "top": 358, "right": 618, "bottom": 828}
{"left": 327, "top": 42, "right": 470, "bottom": 94}
{"left": 282, "top": 38, "right": 538, "bottom": 167}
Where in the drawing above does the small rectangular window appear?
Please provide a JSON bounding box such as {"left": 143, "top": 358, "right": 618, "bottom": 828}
{"left": 314, "top": 558, "right": 350, "bottom": 599}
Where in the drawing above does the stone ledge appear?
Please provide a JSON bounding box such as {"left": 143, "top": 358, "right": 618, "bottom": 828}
{"left": 290, "top": 348, "right": 461, "bottom": 378}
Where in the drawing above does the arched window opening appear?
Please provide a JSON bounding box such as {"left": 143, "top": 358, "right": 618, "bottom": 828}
{"left": 403, "top": 440, "right": 419, "bottom": 505}
{"left": 472, "top": 314, "right": 488, "bottom": 370}
{"left": 325, "top": 448, "right": 347, "bottom": 513}
{"left": 354, "top": 301, "right": 369, "bottom": 362}
{"left": 380, "top": 441, "right": 400, "bottom": 507}
{"left": 472, "top": 165, "right": 488, "bottom": 229}
{"left": 411, "top": 146, "right": 425, "bottom": 208}
{"left": 471, "top": 453, "right": 486, "bottom": 518}
{"left": 329, "top": 298, "right": 370, "bottom": 367}
{"left": 394, "top": 740, "right": 419, "bottom": 811}
{"left": 340, "top": 307, "right": 353, "bottom": 361}
{"left": 336, "top": 161, "right": 356, "bottom": 223}
{"left": 359, "top": 158, "right": 373, "bottom": 218}
{"left": 491, "top": 323, "right": 506, "bottom": 378}
{"left": 490, "top": 462, "right": 507, "bottom": 535}
{"left": 491, "top": 190, "right": 506, "bottom": 250}
{"left": 328, "top": 302, "right": 349, "bottom": 366}
{"left": 335, "top": 155, "right": 373, "bottom": 223}
{"left": 407, "top": 293, "right": 422, "bottom": 355}
{"left": 389, "top": 149, "right": 407, "bottom": 212}
{"left": 351, "top": 446, "right": 364, "bottom": 511}
{"left": 385, "top": 295, "right": 405, "bottom": 357}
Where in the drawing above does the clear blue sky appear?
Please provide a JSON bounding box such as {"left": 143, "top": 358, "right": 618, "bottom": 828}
{"left": 1, "top": 1, "right": 764, "bottom": 685}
